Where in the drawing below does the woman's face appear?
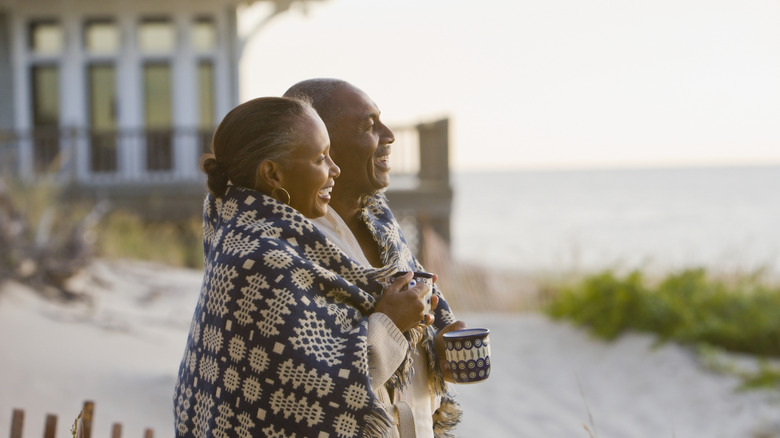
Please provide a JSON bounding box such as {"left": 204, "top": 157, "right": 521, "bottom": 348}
{"left": 280, "top": 111, "right": 341, "bottom": 218}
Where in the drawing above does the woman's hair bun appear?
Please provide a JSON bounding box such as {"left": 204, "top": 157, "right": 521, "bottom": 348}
{"left": 200, "top": 153, "right": 229, "bottom": 197}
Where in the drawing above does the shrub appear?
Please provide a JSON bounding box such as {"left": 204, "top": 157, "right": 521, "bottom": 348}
{"left": 545, "top": 268, "right": 780, "bottom": 389}
{"left": 95, "top": 210, "right": 203, "bottom": 269}
{"left": 545, "top": 268, "right": 780, "bottom": 357}
{"left": 0, "top": 177, "right": 106, "bottom": 298}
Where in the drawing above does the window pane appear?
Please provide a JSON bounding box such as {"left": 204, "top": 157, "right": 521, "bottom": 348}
{"left": 89, "top": 65, "right": 118, "bottom": 171}
{"left": 139, "top": 19, "right": 174, "bottom": 53}
{"left": 29, "top": 21, "right": 63, "bottom": 54}
{"left": 198, "top": 61, "right": 214, "bottom": 128}
{"left": 88, "top": 64, "right": 116, "bottom": 129}
{"left": 144, "top": 63, "right": 171, "bottom": 127}
{"left": 198, "top": 61, "right": 215, "bottom": 155}
{"left": 31, "top": 65, "right": 59, "bottom": 127}
{"left": 192, "top": 18, "right": 216, "bottom": 52}
{"left": 144, "top": 63, "right": 172, "bottom": 170}
{"left": 85, "top": 20, "right": 119, "bottom": 54}
{"left": 31, "top": 65, "right": 60, "bottom": 172}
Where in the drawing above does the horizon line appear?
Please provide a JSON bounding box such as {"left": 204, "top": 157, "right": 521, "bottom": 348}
{"left": 451, "top": 160, "right": 780, "bottom": 173}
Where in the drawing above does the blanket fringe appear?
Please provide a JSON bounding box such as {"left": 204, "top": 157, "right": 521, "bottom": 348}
{"left": 365, "top": 398, "right": 396, "bottom": 438}
{"left": 432, "top": 392, "right": 462, "bottom": 438}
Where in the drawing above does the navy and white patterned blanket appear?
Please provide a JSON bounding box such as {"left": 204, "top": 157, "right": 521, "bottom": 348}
{"left": 173, "top": 186, "right": 459, "bottom": 437}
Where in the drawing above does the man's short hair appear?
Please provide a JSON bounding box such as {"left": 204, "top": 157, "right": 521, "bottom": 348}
{"left": 284, "top": 78, "right": 350, "bottom": 125}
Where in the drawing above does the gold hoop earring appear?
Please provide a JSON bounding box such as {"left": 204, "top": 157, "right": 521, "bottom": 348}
{"left": 271, "top": 187, "right": 291, "bottom": 205}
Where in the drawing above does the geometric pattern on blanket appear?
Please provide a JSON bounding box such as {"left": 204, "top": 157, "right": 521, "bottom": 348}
{"left": 174, "top": 186, "right": 398, "bottom": 437}
{"left": 173, "top": 186, "right": 462, "bottom": 437}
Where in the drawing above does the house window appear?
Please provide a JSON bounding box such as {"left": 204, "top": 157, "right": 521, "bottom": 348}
{"left": 139, "top": 18, "right": 174, "bottom": 53}
{"left": 198, "top": 61, "right": 215, "bottom": 154}
{"left": 194, "top": 16, "right": 216, "bottom": 154}
{"left": 85, "top": 20, "right": 119, "bottom": 54}
{"left": 30, "top": 65, "right": 59, "bottom": 172}
{"left": 143, "top": 63, "right": 172, "bottom": 170}
{"left": 88, "top": 64, "right": 117, "bottom": 172}
{"left": 192, "top": 17, "right": 216, "bottom": 52}
{"left": 31, "top": 66, "right": 58, "bottom": 127}
{"left": 29, "top": 20, "right": 62, "bottom": 54}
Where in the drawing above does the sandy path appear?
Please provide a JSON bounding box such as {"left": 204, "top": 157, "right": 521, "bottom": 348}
{"left": 456, "top": 313, "right": 780, "bottom": 437}
{"left": 1, "top": 260, "right": 778, "bottom": 438}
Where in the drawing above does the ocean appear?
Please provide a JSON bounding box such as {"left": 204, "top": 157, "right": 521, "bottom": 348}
{"left": 450, "top": 165, "right": 780, "bottom": 276}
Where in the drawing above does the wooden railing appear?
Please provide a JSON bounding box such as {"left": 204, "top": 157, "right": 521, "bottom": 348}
{"left": 0, "top": 121, "right": 436, "bottom": 186}
{"left": 0, "top": 128, "right": 212, "bottom": 185}
{"left": 0, "top": 119, "right": 452, "bottom": 245}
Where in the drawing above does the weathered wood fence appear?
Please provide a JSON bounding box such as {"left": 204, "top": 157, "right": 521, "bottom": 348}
{"left": 8, "top": 401, "right": 154, "bottom": 438}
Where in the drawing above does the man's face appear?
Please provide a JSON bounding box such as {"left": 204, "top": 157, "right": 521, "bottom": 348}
{"left": 327, "top": 85, "right": 395, "bottom": 197}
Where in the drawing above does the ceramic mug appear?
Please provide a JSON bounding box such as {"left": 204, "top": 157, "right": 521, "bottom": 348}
{"left": 391, "top": 271, "right": 435, "bottom": 322}
{"left": 443, "top": 328, "right": 491, "bottom": 384}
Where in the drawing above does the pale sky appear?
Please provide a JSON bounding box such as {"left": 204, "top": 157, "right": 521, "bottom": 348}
{"left": 239, "top": 0, "right": 780, "bottom": 171}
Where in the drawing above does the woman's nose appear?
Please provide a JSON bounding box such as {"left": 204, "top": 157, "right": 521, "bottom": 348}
{"left": 329, "top": 158, "right": 341, "bottom": 178}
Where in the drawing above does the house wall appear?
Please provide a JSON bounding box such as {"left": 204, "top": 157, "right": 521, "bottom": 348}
{"left": 4, "top": 0, "right": 243, "bottom": 181}
{"left": 0, "top": 11, "right": 13, "bottom": 131}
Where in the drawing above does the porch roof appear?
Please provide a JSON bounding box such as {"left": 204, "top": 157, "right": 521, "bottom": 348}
{"left": 0, "top": 0, "right": 326, "bottom": 10}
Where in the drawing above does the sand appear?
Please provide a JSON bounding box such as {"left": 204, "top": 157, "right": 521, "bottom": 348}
{"left": 1, "top": 259, "right": 779, "bottom": 438}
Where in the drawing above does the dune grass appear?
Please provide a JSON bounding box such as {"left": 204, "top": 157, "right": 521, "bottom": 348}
{"left": 544, "top": 268, "right": 780, "bottom": 389}
{"left": 95, "top": 210, "right": 203, "bottom": 269}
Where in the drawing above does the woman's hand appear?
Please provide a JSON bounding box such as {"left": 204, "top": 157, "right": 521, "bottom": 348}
{"left": 435, "top": 320, "right": 468, "bottom": 382}
{"left": 375, "top": 271, "right": 432, "bottom": 333}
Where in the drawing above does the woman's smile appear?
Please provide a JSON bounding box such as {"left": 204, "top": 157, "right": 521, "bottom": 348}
{"left": 318, "top": 183, "right": 334, "bottom": 200}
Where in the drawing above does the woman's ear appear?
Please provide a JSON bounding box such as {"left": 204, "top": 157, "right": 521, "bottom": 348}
{"left": 255, "top": 159, "right": 283, "bottom": 192}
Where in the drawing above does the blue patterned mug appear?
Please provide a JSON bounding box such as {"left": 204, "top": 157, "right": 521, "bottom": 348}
{"left": 443, "top": 328, "right": 491, "bottom": 384}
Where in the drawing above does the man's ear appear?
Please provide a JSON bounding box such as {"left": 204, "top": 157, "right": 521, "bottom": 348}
{"left": 255, "top": 160, "right": 283, "bottom": 191}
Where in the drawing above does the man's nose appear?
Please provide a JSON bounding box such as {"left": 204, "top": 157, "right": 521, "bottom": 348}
{"left": 380, "top": 123, "right": 395, "bottom": 144}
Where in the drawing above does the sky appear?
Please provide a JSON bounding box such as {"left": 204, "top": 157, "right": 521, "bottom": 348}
{"left": 238, "top": 0, "right": 780, "bottom": 171}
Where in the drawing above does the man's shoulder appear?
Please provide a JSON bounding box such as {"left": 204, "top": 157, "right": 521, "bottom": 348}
{"left": 364, "top": 192, "right": 395, "bottom": 219}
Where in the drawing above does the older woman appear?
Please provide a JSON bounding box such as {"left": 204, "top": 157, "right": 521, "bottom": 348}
{"left": 173, "top": 97, "right": 431, "bottom": 437}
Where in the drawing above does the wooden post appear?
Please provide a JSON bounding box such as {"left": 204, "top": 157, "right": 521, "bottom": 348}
{"left": 111, "top": 423, "right": 122, "bottom": 438}
{"left": 9, "top": 409, "right": 23, "bottom": 438}
{"left": 78, "top": 401, "right": 94, "bottom": 438}
{"left": 143, "top": 428, "right": 154, "bottom": 438}
{"left": 417, "top": 118, "right": 450, "bottom": 188}
{"left": 416, "top": 118, "right": 452, "bottom": 247}
{"left": 43, "top": 414, "right": 57, "bottom": 438}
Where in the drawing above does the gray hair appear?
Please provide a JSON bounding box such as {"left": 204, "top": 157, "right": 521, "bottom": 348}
{"left": 200, "top": 96, "right": 316, "bottom": 197}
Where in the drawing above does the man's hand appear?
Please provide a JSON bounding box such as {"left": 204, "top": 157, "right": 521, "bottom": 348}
{"left": 375, "top": 272, "right": 432, "bottom": 333}
{"left": 435, "top": 320, "right": 468, "bottom": 382}
{"left": 420, "top": 273, "right": 440, "bottom": 327}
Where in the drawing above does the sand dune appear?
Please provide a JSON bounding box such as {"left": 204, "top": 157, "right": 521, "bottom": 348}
{"left": 1, "top": 260, "right": 778, "bottom": 438}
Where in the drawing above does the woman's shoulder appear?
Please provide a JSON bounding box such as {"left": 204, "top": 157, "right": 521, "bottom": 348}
{"left": 214, "top": 187, "right": 326, "bottom": 249}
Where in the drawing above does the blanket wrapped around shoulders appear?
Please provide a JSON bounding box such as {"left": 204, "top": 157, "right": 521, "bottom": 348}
{"left": 360, "top": 193, "right": 462, "bottom": 436}
{"left": 174, "top": 186, "right": 401, "bottom": 437}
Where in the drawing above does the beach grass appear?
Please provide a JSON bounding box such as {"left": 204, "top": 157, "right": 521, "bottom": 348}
{"left": 95, "top": 210, "right": 203, "bottom": 269}
{"left": 544, "top": 267, "right": 780, "bottom": 389}
{"left": 1, "top": 176, "right": 203, "bottom": 279}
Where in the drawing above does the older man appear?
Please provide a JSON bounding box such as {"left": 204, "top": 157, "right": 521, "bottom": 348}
{"left": 284, "top": 79, "right": 466, "bottom": 438}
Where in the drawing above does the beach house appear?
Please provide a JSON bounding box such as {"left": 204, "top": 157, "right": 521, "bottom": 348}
{"left": 0, "top": 0, "right": 452, "bottom": 249}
